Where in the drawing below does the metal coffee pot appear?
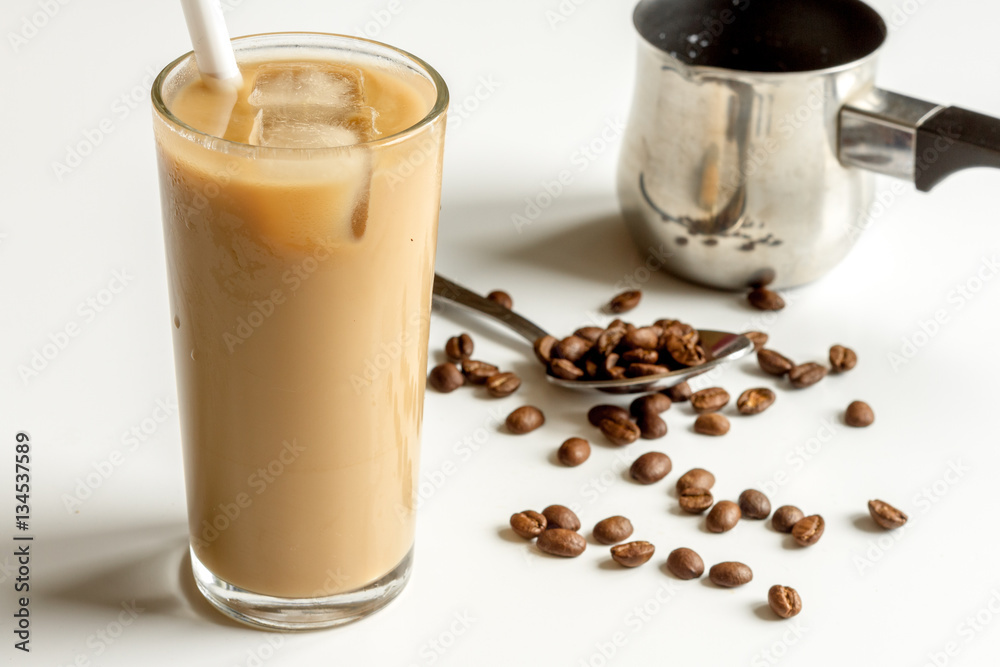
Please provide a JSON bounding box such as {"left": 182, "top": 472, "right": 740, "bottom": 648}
{"left": 618, "top": 0, "right": 1000, "bottom": 290}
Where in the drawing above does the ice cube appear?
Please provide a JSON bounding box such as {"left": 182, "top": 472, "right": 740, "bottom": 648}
{"left": 249, "top": 107, "right": 377, "bottom": 148}
{"left": 248, "top": 62, "right": 366, "bottom": 108}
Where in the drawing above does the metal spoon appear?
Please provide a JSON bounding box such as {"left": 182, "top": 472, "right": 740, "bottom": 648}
{"left": 432, "top": 274, "right": 754, "bottom": 394}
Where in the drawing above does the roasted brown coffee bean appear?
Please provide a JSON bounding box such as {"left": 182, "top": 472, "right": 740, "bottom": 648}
{"left": 678, "top": 487, "right": 714, "bottom": 514}
{"left": 506, "top": 406, "right": 545, "bottom": 434}
{"left": 554, "top": 335, "right": 591, "bottom": 362}
{"left": 509, "top": 510, "right": 547, "bottom": 539}
{"left": 624, "top": 327, "right": 660, "bottom": 350}
{"left": 625, "top": 363, "right": 670, "bottom": 378}
{"left": 738, "top": 489, "right": 771, "bottom": 519}
{"left": 536, "top": 528, "right": 586, "bottom": 557}
{"left": 706, "top": 500, "right": 741, "bottom": 533}
{"left": 655, "top": 319, "right": 695, "bottom": 337}
{"left": 737, "top": 388, "right": 776, "bottom": 415}
{"left": 533, "top": 335, "right": 558, "bottom": 364}
{"left": 428, "top": 363, "right": 464, "bottom": 393}
{"left": 709, "top": 561, "right": 753, "bottom": 587}
{"left": 583, "top": 359, "right": 600, "bottom": 379}
{"left": 744, "top": 331, "right": 769, "bottom": 351}
{"left": 606, "top": 366, "right": 627, "bottom": 380}
{"left": 694, "top": 413, "right": 730, "bottom": 436}
{"left": 630, "top": 452, "right": 672, "bottom": 484}
{"left": 747, "top": 287, "right": 785, "bottom": 311}
{"left": 771, "top": 505, "right": 805, "bottom": 533}
{"left": 768, "top": 585, "right": 802, "bottom": 618}
{"left": 444, "top": 333, "right": 474, "bottom": 362}
{"left": 462, "top": 359, "right": 499, "bottom": 384}
{"left": 595, "top": 327, "right": 626, "bottom": 356}
{"left": 630, "top": 393, "right": 672, "bottom": 417}
{"left": 599, "top": 417, "right": 641, "bottom": 446}
{"left": 690, "top": 387, "right": 730, "bottom": 413}
{"left": 663, "top": 382, "right": 692, "bottom": 402}
{"left": 758, "top": 349, "right": 794, "bottom": 376}
{"left": 611, "top": 541, "right": 655, "bottom": 567}
{"left": 549, "top": 358, "right": 585, "bottom": 380}
{"left": 593, "top": 516, "right": 633, "bottom": 544}
{"left": 557, "top": 437, "right": 591, "bottom": 467}
{"left": 608, "top": 289, "right": 642, "bottom": 313}
{"left": 542, "top": 504, "right": 581, "bottom": 531}
{"left": 487, "top": 290, "right": 513, "bottom": 309}
{"left": 664, "top": 334, "right": 707, "bottom": 367}
{"left": 637, "top": 412, "right": 667, "bottom": 440}
{"left": 868, "top": 499, "right": 908, "bottom": 529}
{"left": 486, "top": 372, "right": 521, "bottom": 397}
{"left": 587, "top": 404, "right": 631, "bottom": 427}
{"left": 574, "top": 326, "right": 604, "bottom": 343}
{"left": 829, "top": 344, "right": 857, "bottom": 372}
{"left": 845, "top": 400, "right": 874, "bottom": 427}
{"left": 666, "top": 547, "right": 705, "bottom": 579}
{"left": 791, "top": 515, "right": 824, "bottom": 546}
{"left": 621, "top": 348, "right": 659, "bottom": 365}
{"left": 676, "top": 468, "right": 715, "bottom": 492}
{"left": 788, "top": 363, "right": 827, "bottom": 388}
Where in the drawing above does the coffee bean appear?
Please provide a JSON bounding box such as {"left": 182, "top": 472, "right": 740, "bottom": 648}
{"left": 625, "top": 363, "right": 670, "bottom": 378}
{"left": 533, "top": 335, "right": 557, "bottom": 364}
{"left": 706, "top": 500, "right": 741, "bottom": 532}
{"left": 771, "top": 505, "right": 804, "bottom": 533}
{"left": 630, "top": 452, "right": 672, "bottom": 484}
{"left": 630, "top": 393, "right": 672, "bottom": 417}
{"left": 737, "top": 388, "right": 776, "bottom": 415}
{"left": 676, "top": 468, "right": 715, "bottom": 492}
{"left": 428, "top": 363, "right": 464, "bottom": 393}
{"left": 709, "top": 561, "right": 753, "bottom": 587}
{"left": 791, "top": 515, "right": 824, "bottom": 546}
{"left": 788, "top": 363, "right": 827, "bottom": 388}
{"left": 574, "top": 326, "right": 604, "bottom": 343}
{"left": 536, "top": 528, "right": 586, "bottom": 557}
{"left": 829, "top": 344, "right": 857, "bottom": 372}
{"left": 486, "top": 372, "right": 521, "bottom": 397}
{"left": 621, "top": 348, "right": 659, "bottom": 365}
{"left": 738, "top": 489, "right": 771, "bottom": 519}
{"left": 845, "top": 400, "right": 874, "bottom": 427}
{"left": 510, "top": 510, "right": 547, "bottom": 539}
{"left": 868, "top": 499, "right": 908, "bottom": 529}
{"left": 690, "top": 387, "right": 730, "bottom": 413}
{"left": 624, "top": 327, "right": 660, "bottom": 351}
{"left": 549, "top": 358, "right": 585, "bottom": 380}
{"left": 768, "top": 585, "right": 802, "bottom": 618}
{"left": 557, "top": 438, "right": 591, "bottom": 467}
{"left": 605, "top": 366, "right": 627, "bottom": 380}
{"left": 608, "top": 289, "right": 642, "bottom": 313}
{"left": 637, "top": 412, "right": 667, "bottom": 440}
{"left": 694, "top": 413, "right": 730, "bottom": 436}
{"left": 757, "top": 349, "right": 794, "bottom": 376}
{"left": 462, "top": 359, "right": 499, "bottom": 384}
{"left": 506, "top": 406, "right": 545, "bottom": 434}
{"left": 596, "top": 328, "right": 626, "bottom": 356}
{"left": 542, "top": 504, "right": 581, "bottom": 531}
{"left": 747, "top": 287, "right": 785, "bottom": 311}
{"left": 593, "top": 516, "right": 634, "bottom": 544}
{"left": 487, "top": 290, "right": 513, "bottom": 309}
{"left": 587, "top": 404, "right": 631, "bottom": 427}
{"left": 599, "top": 416, "right": 641, "bottom": 446}
{"left": 663, "top": 382, "right": 692, "bottom": 402}
{"left": 444, "top": 333, "right": 474, "bottom": 362}
{"left": 664, "top": 334, "right": 707, "bottom": 367}
{"left": 678, "top": 487, "right": 714, "bottom": 514}
{"left": 744, "top": 331, "right": 768, "bottom": 351}
{"left": 666, "top": 547, "right": 705, "bottom": 579}
{"left": 554, "top": 335, "right": 591, "bottom": 363}
{"left": 611, "top": 541, "right": 655, "bottom": 567}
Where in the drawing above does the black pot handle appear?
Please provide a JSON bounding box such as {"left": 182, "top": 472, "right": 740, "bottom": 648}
{"left": 914, "top": 106, "right": 1000, "bottom": 192}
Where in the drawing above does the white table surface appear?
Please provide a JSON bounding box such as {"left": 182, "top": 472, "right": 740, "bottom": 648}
{"left": 5, "top": 0, "right": 1000, "bottom": 664}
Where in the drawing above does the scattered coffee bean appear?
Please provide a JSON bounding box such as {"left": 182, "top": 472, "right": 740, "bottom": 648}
{"left": 771, "top": 506, "right": 805, "bottom": 533}
{"left": 506, "top": 406, "right": 545, "bottom": 434}
{"left": 462, "top": 359, "right": 499, "bottom": 385}
{"left": 738, "top": 489, "right": 771, "bottom": 520}
{"left": 737, "top": 388, "right": 776, "bottom": 415}
{"left": 486, "top": 372, "right": 521, "bottom": 397}
{"left": 444, "top": 333, "right": 474, "bottom": 362}
{"left": 630, "top": 452, "right": 672, "bottom": 484}
{"left": 663, "top": 382, "right": 692, "bottom": 402}
{"left": 690, "top": 387, "right": 730, "bottom": 413}
{"left": 611, "top": 541, "right": 655, "bottom": 567}
{"left": 487, "top": 290, "right": 513, "bottom": 309}
{"left": 574, "top": 326, "right": 604, "bottom": 343}
{"left": 549, "top": 358, "right": 585, "bottom": 380}
{"left": 676, "top": 468, "right": 715, "bottom": 492}
{"left": 744, "top": 331, "right": 769, "bottom": 351}
{"left": 709, "top": 561, "right": 753, "bottom": 587}
{"left": 829, "top": 344, "right": 857, "bottom": 372}
{"left": 845, "top": 400, "right": 874, "bottom": 427}
{"left": 678, "top": 487, "right": 714, "bottom": 514}
{"left": 510, "top": 510, "right": 547, "bottom": 539}
{"left": 788, "top": 362, "right": 827, "bottom": 388}
{"left": 536, "top": 528, "right": 586, "bottom": 557}
{"left": 593, "top": 516, "right": 634, "bottom": 544}
{"left": 666, "top": 547, "right": 705, "bottom": 579}
{"left": 630, "top": 393, "right": 672, "bottom": 417}
{"left": 747, "top": 287, "right": 785, "bottom": 311}
{"left": 706, "top": 500, "right": 741, "bottom": 533}
{"left": 428, "top": 363, "right": 464, "bottom": 393}
{"left": 542, "top": 504, "right": 581, "bottom": 531}
{"left": 694, "top": 413, "right": 730, "bottom": 436}
{"left": 557, "top": 438, "right": 591, "bottom": 467}
{"left": 554, "top": 335, "right": 591, "bottom": 362}
{"left": 599, "top": 416, "right": 641, "bottom": 446}
{"left": 768, "top": 585, "right": 802, "bottom": 618}
{"left": 868, "top": 499, "right": 908, "bottom": 529}
{"left": 608, "top": 289, "right": 642, "bottom": 314}
{"left": 533, "top": 335, "right": 557, "bottom": 364}
{"left": 587, "top": 404, "right": 631, "bottom": 427}
{"left": 636, "top": 412, "right": 668, "bottom": 439}
{"left": 757, "top": 349, "right": 794, "bottom": 376}
{"left": 791, "top": 515, "right": 824, "bottom": 546}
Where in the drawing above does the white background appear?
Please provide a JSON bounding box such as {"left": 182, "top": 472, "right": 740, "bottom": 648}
{"left": 4, "top": 0, "right": 1000, "bottom": 665}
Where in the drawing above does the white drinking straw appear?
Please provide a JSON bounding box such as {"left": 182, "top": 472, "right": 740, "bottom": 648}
{"left": 179, "top": 0, "right": 242, "bottom": 136}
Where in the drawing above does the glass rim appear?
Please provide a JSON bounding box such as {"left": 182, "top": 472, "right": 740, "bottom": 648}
{"left": 151, "top": 32, "right": 450, "bottom": 154}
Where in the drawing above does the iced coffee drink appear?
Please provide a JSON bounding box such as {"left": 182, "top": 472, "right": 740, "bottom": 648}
{"left": 151, "top": 34, "right": 448, "bottom": 629}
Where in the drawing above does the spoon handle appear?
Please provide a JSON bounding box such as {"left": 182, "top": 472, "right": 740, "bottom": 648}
{"left": 432, "top": 274, "right": 550, "bottom": 343}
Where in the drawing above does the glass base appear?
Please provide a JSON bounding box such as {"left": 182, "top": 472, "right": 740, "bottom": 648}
{"left": 190, "top": 547, "right": 413, "bottom": 630}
